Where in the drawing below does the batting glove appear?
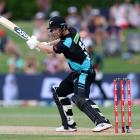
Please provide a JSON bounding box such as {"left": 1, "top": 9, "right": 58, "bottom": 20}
{"left": 26, "top": 36, "right": 39, "bottom": 50}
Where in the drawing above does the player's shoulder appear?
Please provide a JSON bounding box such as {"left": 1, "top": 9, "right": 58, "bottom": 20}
{"left": 68, "top": 27, "right": 77, "bottom": 35}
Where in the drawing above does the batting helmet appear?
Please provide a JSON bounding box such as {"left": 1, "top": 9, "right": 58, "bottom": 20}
{"left": 48, "top": 16, "right": 67, "bottom": 30}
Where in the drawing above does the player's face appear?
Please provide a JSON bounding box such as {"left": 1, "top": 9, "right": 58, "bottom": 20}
{"left": 49, "top": 28, "right": 61, "bottom": 39}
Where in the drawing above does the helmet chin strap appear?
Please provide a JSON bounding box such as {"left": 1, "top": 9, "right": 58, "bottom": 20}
{"left": 50, "top": 27, "right": 65, "bottom": 39}
{"left": 60, "top": 27, "right": 65, "bottom": 38}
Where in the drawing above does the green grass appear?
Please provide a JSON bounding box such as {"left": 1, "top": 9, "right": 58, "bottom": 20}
{"left": 0, "top": 105, "right": 139, "bottom": 140}
{"left": 104, "top": 54, "right": 140, "bottom": 73}
{"left": 0, "top": 135, "right": 139, "bottom": 140}
{"left": 0, "top": 21, "right": 140, "bottom": 73}
{"left": 0, "top": 106, "right": 139, "bottom": 128}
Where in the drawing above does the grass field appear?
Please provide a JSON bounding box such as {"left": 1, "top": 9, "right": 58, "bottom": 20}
{"left": 0, "top": 21, "right": 140, "bottom": 73}
{"left": 0, "top": 105, "right": 139, "bottom": 140}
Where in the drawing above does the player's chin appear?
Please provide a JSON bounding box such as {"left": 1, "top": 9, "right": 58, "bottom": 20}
{"left": 48, "top": 35, "right": 54, "bottom": 40}
{"left": 53, "top": 35, "right": 60, "bottom": 40}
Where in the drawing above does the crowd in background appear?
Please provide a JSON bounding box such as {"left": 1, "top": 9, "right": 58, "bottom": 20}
{"left": 0, "top": 0, "right": 140, "bottom": 75}
{"left": 0, "top": 0, "right": 140, "bottom": 106}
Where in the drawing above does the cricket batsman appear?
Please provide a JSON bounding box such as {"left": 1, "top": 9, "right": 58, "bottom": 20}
{"left": 26, "top": 16, "right": 112, "bottom": 132}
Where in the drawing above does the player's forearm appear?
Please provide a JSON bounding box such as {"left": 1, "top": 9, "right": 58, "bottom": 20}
{"left": 37, "top": 38, "right": 60, "bottom": 53}
{"left": 26, "top": 35, "right": 60, "bottom": 53}
{"left": 49, "top": 38, "right": 60, "bottom": 46}
{"left": 37, "top": 42, "right": 53, "bottom": 53}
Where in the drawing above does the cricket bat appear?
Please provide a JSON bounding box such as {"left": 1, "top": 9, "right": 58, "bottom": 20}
{"left": 0, "top": 16, "right": 40, "bottom": 51}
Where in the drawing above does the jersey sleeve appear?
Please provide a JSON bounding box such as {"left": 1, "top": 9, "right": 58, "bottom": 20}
{"left": 53, "top": 41, "right": 65, "bottom": 54}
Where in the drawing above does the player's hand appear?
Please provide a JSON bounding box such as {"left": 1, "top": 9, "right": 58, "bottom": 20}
{"left": 26, "top": 36, "right": 39, "bottom": 50}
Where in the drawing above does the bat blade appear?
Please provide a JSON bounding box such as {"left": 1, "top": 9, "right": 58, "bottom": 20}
{"left": 14, "top": 26, "right": 30, "bottom": 41}
{"left": 0, "top": 16, "right": 30, "bottom": 40}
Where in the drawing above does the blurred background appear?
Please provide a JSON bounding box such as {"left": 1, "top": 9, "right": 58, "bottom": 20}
{"left": 0, "top": 0, "right": 140, "bottom": 107}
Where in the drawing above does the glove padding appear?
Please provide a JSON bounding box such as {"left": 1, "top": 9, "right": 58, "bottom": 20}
{"left": 26, "top": 36, "right": 39, "bottom": 50}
